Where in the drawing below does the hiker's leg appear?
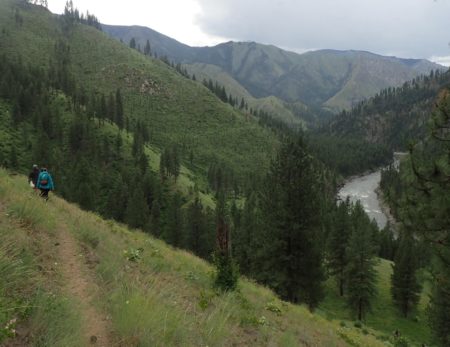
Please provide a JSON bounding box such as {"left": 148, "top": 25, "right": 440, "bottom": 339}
{"left": 40, "top": 189, "right": 49, "bottom": 200}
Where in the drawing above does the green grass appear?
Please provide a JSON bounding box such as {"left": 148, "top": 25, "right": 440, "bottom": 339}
{"left": 319, "top": 259, "right": 433, "bottom": 346}
{"left": 1, "top": 168, "right": 415, "bottom": 346}
{"left": 67, "top": 23, "right": 278, "bottom": 182}
{"left": 0, "top": 0, "right": 279, "bottom": 186}
{"left": 30, "top": 170, "right": 385, "bottom": 346}
{"left": 0, "top": 169, "right": 84, "bottom": 346}
{"left": 185, "top": 62, "right": 305, "bottom": 126}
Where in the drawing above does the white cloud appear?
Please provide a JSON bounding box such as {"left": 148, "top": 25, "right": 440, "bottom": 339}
{"left": 46, "top": 0, "right": 228, "bottom": 46}
{"left": 195, "top": 0, "right": 450, "bottom": 58}
{"left": 47, "top": 0, "right": 450, "bottom": 58}
{"left": 430, "top": 56, "right": 450, "bottom": 67}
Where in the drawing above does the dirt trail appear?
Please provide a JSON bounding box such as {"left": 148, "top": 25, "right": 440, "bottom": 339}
{"left": 57, "top": 225, "right": 112, "bottom": 346}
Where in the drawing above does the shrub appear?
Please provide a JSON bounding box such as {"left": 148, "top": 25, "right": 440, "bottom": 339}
{"left": 212, "top": 252, "right": 238, "bottom": 292}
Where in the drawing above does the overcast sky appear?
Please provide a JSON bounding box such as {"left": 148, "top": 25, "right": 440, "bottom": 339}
{"left": 47, "top": 0, "right": 450, "bottom": 66}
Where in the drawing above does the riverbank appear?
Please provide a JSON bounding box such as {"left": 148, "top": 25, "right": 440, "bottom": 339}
{"left": 375, "top": 187, "right": 400, "bottom": 236}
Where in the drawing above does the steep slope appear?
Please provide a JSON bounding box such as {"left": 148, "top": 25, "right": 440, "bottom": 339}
{"left": 0, "top": 0, "right": 278, "bottom": 182}
{"left": 0, "top": 168, "right": 389, "bottom": 346}
{"left": 185, "top": 62, "right": 305, "bottom": 126}
{"left": 103, "top": 24, "right": 443, "bottom": 112}
{"left": 102, "top": 24, "right": 196, "bottom": 61}
{"left": 325, "top": 68, "right": 450, "bottom": 150}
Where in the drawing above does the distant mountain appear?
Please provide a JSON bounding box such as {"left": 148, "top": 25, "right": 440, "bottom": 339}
{"left": 103, "top": 24, "right": 444, "bottom": 112}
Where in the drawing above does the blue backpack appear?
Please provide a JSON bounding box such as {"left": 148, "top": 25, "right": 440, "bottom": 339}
{"left": 40, "top": 172, "right": 49, "bottom": 186}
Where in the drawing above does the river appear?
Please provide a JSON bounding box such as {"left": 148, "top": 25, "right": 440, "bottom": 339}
{"left": 338, "top": 170, "right": 387, "bottom": 229}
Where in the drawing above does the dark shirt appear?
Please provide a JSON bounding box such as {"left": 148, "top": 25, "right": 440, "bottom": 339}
{"left": 28, "top": 168, "right": 40, "bottom": 185}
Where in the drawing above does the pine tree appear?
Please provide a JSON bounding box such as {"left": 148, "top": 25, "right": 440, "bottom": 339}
{"left": 258, "top": 137, "right": 326, "bottom": 309}
{"left": 149, "top": 199, "right": 161, "bottom": 236}
{"left": 115, "top": 88, "right": 124, "bottom": 129}
{"left": 125, "top": 184, "right": 150, "bottom": 230}
{"left": 107, "top": 93, "right": 116, "bottom": 122}
{"left": 378, "top": 223, "right": 397, "bottom": 260}
{"left": 391, "top": 232, "right": 422, "bottom": 317}
{"left": 159, "top": 149, "right": 167, "bottom": 180}
{"left": 129, "top": 37, "right": 136, "bottom": 49}
{"left": 345, "top": 201, "right": 377, "bottom": 321}
{"left": 162, "top": 192, "right": 183, "bottom": 247}
{"left": 404, "top": 91, "right": 450, "bottom": 345}
{"left": 233, "top": 192, "right": 260, "bottom": 275}
{"left": 184, "top": 196, "right": 211, "bottom": 259}
{"left": 428, "top": 262, "right": 450, "bottom": 347}
{"left": 213, "top": 191, "right": 238, "bottom": 291}
{"left": 144, "top": 40, "right": 151, "bottom": 56}
{"left": 104, "top": 173, "right": 128, "bottom": 222}
{"left": 327, "top": 197, "right": 351, "bottom": 296}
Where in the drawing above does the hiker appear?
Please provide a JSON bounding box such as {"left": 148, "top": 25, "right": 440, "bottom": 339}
{"left": 36, "top": 167, "right": 54, "bottom": 201}
{"left": 28, "top": 164, "right": 40, "bottom": 190}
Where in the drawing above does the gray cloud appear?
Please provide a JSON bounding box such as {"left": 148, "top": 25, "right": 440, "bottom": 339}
{"left": 195, "top": 0, "right": 450, "bottom": 59}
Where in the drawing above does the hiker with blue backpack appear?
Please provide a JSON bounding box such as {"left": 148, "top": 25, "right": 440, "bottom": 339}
{"left": 36, "top": 167, "right": 54, "bottom": 201}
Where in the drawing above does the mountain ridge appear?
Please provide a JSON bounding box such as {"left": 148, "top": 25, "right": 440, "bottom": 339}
{"left": 103, "top": 24, "right": 444, "bottom": 112}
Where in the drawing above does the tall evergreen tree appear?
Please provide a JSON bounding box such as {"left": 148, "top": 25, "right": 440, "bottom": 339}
{"left": 232, "top": 192, "right": 261, "bottom": 275}
{"left": 125, "top": 183, "right": 150, "bottom": 230}
{"left": 258, "top": 137, "right": 326, "bottom": 309}
{"left": 345, "top": 201, "right": 377, "bottom": 321}
{"left": 149, "top": 199, "right": 161, "bottom": 236}
{"left": 129, "top": 37, "right": 136, "bottom": 49}
{"left": 104, "top": 173, "right": 128, "bottom": 222}
{"left": 428, "top": 262, "right": 450, "bottom": 347}
{"left": 378, "top": 223, "right": 397, "bottom": 261}
{"left": 327, "top": 197, "right": 351, "bottom": 296}
{"left": 107, "top": 93, "right": 116, "bottom": 122}
{"left": 404, "top": 91, "right": 450, "bottom": 346}
{"left": 184, "top": 196, "right": 211, "bottom": 259}
{"left": 144, "top": 40, "right": 151, "bottom": 56}
{"left": 213, "top": 191, "right": 238, "bottom": 291}
{"left": 391, "top": 231, "right": 422, "bottom": 317}
{"left": 162, "top": 192, "right": 184, "bottom": 247}
{"left": 115, "top": 88, "right": 124, "bottom": 129}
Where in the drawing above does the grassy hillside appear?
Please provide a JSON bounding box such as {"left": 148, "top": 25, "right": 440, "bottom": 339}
{"left": 185, "top": 62, "right": 305, "bottom": 126}
{"left": 0, "top": 168, "right": 393, "bottom": 346}
{"left": 0, "top": 0, "right": 278, "bottom": 182}
{"left": 103, "top": 25, "right": 443, "bottom": 112}
{"left": 320, "top": 260, "right": 432, "bottom": 346}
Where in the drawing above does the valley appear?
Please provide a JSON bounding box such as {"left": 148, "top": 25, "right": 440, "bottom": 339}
{"left": 0, "top": 0, "right": 449, "bottom": 346}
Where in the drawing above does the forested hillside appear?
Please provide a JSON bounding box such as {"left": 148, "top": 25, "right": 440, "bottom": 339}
{"left": 0, "top": 0, "right": 278, "bottom": 184}
{"left": 379, "top": 89, "right": 450, "bottom": 347}
{"left": 0, "top": 168, "right": 398, "bottom": 346}
{"left": 0, "top": 1, "right": 446, "bottom": 346}
{"left": 326, "top": 69, "right": 450, "bottom": 151}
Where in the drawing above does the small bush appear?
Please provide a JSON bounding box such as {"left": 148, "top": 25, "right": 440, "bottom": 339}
{"left": 257, "top": 315, "right": 268, "bottom": 326}
{"left": 124, "top": 247, "right": 143, "bottom": 262}
{"left": 354, "top": 321, "right": 363, "bottom": 329}
{"left": 212, "top": 252, "right": 238, "bottom": 292}
{"left": 198, "top": 290, "right": 213, "bottom": 311}
{"left": 265, "top": 301, "right": 282, "bottom": 316}
{"left": 393, "top": 336, "right": 410, "bottom": 347}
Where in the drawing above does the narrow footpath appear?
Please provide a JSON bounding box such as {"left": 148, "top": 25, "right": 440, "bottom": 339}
{"left": 56, "top": 224, "right": 111, "bottom": 346}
